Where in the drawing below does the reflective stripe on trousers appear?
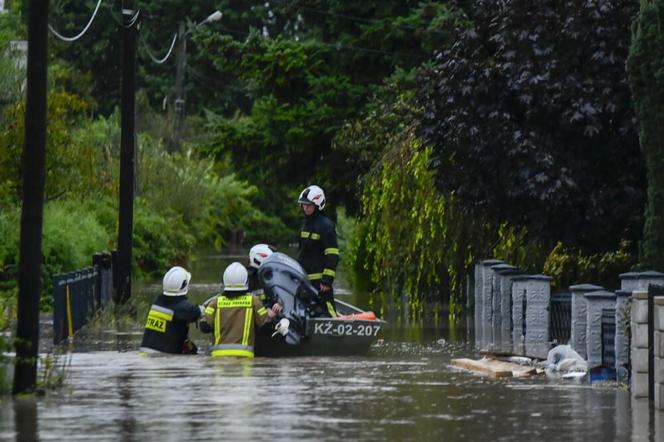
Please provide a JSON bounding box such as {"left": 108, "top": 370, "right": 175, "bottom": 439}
{"left": 210, "top": 343, "right": 254, "bottom": 358}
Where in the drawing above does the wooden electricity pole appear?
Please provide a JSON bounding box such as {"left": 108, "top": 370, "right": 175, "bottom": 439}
{"left": 115, "top": 3, "right": 138, "bottom": 304}
{"left": 13, "top": 0, "right": 49, "bottom": 395}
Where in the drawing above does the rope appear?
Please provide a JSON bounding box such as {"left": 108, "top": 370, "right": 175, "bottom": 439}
{"left": 48, "top": 0, "right": 103, "bottom": 42}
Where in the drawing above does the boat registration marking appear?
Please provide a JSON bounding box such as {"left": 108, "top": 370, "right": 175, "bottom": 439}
{"left": 313, "top": 321, "right": 381, "bottom": 337}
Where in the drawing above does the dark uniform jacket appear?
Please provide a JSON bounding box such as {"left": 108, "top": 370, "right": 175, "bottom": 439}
{"left": 202, "top": 291, "right": 272, "bottom": 358}
{"left": 140, "top": 294, "right": 202, "bottom": 354}
{"left": 297, "top": 210, "right": 339, "bottom": 286}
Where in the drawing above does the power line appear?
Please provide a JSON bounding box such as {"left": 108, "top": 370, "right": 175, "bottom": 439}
{"left": 141, "top": 33, "right": 178, "bottom": 64}
{"left": 49, "top": 0, "right": 103, "bottom": 42}
{"left": 122, "top": 8, "right": 141, "bottom": 29}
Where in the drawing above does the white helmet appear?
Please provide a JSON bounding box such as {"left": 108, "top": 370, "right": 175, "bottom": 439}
{"left": 163, "top": 266, "right": 191, "bottom": 296}
{"left": 249, "top": 244, "right": 274, "bottom": 269}
{"left": 223, "top": 262, "right": 248, "bottom": 291}
{"left": 298, "top": 185, "right": 326, "bottom": 210}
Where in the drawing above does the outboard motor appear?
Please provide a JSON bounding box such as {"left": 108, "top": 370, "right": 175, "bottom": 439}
{"left": 258, "top": 252, "right": 320, "bottom": 345}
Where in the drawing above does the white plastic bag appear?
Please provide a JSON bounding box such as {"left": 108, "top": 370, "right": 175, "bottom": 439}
{"left": 544, "top": 344, "right": 588, "bottom": 378}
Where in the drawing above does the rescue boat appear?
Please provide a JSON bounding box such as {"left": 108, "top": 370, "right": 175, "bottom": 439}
{"left": 254, "top": 253, "right": 386, "bottom": 357}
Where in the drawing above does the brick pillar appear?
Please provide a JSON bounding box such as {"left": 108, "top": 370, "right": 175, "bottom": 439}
{"left": 654, "top": 297, "right": 664, "bottom": 409}
{"left": 631, "top": 291, "right": 649, "bottom": 398}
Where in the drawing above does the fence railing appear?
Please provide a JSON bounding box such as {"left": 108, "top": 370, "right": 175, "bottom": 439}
{"left": 550, "top": 292, "right": 571, "bottom": 345}
{"left": 52, "top": 252, "right": 114, "bottom": 344}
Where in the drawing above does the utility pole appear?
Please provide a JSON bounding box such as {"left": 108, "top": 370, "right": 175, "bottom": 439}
{"left": 171, "top": 11, "right": 221, "bottom": 152}
{"left": 172, "top": 21, "right": 186, "bottom": 152}
{"left": 13, "top": 0, "right": 48, "bottom": 395}
{"left": 115, "top": 4, "right": 138, "bottom": 305}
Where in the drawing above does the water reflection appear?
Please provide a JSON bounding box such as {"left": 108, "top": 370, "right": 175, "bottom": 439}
{"left": 13, "top": 397, "right": 39, "bottom": 442}
{"left": 4, "top": 339, "right": 664, "bottom": 441}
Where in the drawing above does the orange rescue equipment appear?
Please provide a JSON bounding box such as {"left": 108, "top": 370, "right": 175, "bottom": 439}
{"left": 337, "top": 311, "right": 377, "bottom": 321}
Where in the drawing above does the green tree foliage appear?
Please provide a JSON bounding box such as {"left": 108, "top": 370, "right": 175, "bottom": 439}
{"left": 0, "top": 90, "right": 89, "bottom": 203}
{"left": 356, "top": 122, "right": 497, "bottom": 317}
{"left": 627, "top": 0, "right": 664, "bottom": 270}
{"left": 419, "top": 0, "right": 644, "bottom": 254}
{"left": 49, "top": 0, "right": 467, "bottom": 219}
{"left": 543, "top": 240, "right": 633, "bottom": 291}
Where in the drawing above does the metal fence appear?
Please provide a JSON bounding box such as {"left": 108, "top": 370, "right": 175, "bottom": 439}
{"left": 549, "top": 292, "right": 571, "bottom": 345}
{"left": 601, "top": 308, "right": 616, "bottom": 368}
{"left": 52, "top": 252, "right": 113, "bottom": 344}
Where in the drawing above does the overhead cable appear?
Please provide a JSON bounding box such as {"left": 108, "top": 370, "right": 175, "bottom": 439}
{"left": 142, "top": 33, "right": 178, "bottom": 64}
{"left": 49, "top": 0, "right": 103, "bottom": 42}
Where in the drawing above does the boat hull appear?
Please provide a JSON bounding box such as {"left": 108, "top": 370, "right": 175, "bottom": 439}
{"left": 255, "top": 300, "right": 385, "bottom": 357}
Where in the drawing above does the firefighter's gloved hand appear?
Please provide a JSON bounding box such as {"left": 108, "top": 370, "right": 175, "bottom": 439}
{"left": 319, "top": 283, "right": 331, "bottom": 293}
{"left": 272, "top": 318, "right": 290, "bottom": 337}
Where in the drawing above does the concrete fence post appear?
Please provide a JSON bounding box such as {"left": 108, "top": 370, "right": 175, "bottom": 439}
{"left": 615, "top": 290, "right": 632, "bottom": 383}
{"left": 478, "top": 259, "right": 503, "bottom": 350}
{"left": 584, "top": 290, "right": 616, "bottom": 369}
{"left": 637, "top": 271, "right": 664, "bottom": 291}
{"left": 511, "top": 275, "right": 530, "bottom": 355}
{"left": 619, "top": 272, "right": 639, "bottom": 292}
{"left": 474, "top": 262, "right": 482, "bottom": 349}
{"left": 524, "top": 275, "right": 551, "bottom": 359}
{"left": 491, "top": 263, "right": 518, "bottom": 350}
{"left": 569, "top": 284, "right": 604, "bottom": 359}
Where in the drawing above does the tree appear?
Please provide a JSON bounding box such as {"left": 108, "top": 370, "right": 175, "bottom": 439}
{"left": 627, "top": 0, "right": 664, "bottom": 270}
{"left": 419, "top": 0, "right": 644, "bottom": 253}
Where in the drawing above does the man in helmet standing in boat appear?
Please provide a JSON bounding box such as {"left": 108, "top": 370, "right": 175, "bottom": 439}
{"left": 200, "top": 262, "right": 281, "bottom": 357}
{"left": 140, "top": 266, "right": 204, "bottom": 354}
{"left": 247, "top": 243, "right": 276, "bottom": 307}
{"left": 297, "top": 184, "right": 339, "bottom": 318}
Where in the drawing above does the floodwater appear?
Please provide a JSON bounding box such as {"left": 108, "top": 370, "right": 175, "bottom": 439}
{"left": 1, "top": 254, "right": 663, "bottom": 441}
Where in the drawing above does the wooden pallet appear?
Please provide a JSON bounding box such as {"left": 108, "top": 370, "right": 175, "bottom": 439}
{"left": 451, "top": 358, "right": 538, "bottom": 378}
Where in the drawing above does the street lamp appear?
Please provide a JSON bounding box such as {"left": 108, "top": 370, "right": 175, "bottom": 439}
{"left": 172, "top": 10, "right": 222, "bottom": 151}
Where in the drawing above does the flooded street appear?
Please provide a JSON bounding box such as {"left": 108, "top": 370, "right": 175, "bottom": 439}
{"left": 0, "top": 254, "right": 663, "bottom": 440}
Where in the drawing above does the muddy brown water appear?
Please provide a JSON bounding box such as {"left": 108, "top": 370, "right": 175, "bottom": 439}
{"left": 0, "top": 254, "right": 662, "bottom": 441}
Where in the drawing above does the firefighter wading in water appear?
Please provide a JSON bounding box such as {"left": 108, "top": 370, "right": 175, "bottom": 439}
{"left": 297, "top": 185, "right": 339, "bottom": 318}
{"left": 201, "top": 262, "right": 281, "bottom": 357}
{"left": 140, "top": 266, "right": 204, "bottom": 354}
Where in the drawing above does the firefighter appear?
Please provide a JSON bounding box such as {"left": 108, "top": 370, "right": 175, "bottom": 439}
{"left": 201, "top": 262, "right": 281, "bottom": 358}
{"left": 247, "top": 243, "right": 276, "bottom": 306}
{"left": 297, "top": 184, "right": 339, "bottom": 318}
{"left": 140, "top": 266, "right": 204, "bottom": 354}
